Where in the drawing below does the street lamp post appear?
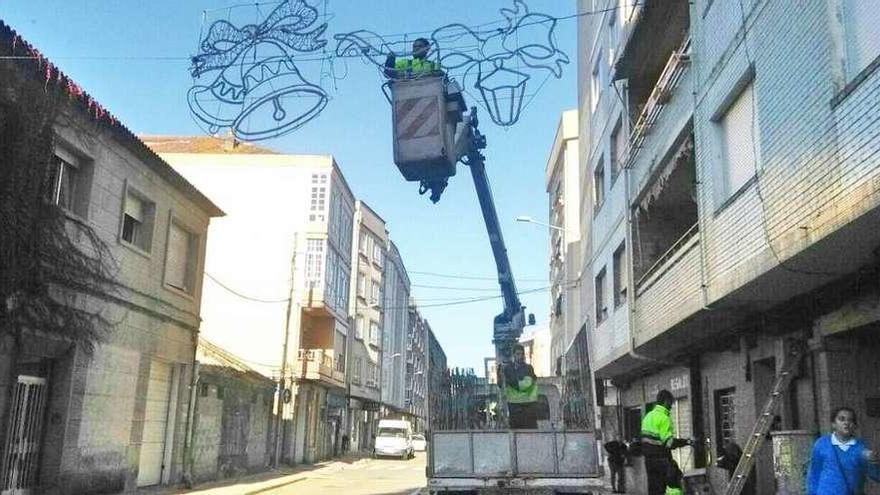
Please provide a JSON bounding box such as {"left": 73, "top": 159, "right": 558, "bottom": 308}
{"left": 515, "top": 215, "right": 570, "bottom": 233}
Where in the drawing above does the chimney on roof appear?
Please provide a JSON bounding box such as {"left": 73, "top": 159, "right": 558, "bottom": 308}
{"left": 222, "top": 131, "right": 240, "bottom": 151}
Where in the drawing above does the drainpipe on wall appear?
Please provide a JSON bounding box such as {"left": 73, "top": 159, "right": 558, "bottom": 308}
{"left": 182, "top": 334, "right": 200, "bottom": 487}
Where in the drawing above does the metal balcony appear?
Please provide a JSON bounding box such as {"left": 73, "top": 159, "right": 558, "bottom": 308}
{"left": 624, "top": 38, "right": 691, "bottom": 169}
{"left": 633, "top": 224, "right": 703, "bottom": 345}
{"left": 294, "top": 349, "right": 345, "bottom": 387}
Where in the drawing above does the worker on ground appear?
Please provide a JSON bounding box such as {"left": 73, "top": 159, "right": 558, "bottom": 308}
{"left": 384, "top": 37, "right": 441, "bottom": 79}
{"left": 497, "top": 344, "right": 538, "bottom": 429}
{"left": 604, "top": 437, "right": 628, "bottom": 493}
{"left": 641, "top": 389, "right": 691, "bottom": 495}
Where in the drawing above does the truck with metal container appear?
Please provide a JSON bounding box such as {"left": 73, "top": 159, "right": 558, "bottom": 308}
{"left": 386, "top": 73, "right": 604, "bottom": 494}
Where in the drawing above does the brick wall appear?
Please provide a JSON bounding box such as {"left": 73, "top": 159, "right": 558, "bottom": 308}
{"left": 692, "top": 0, "right": 880, "bottom": 299}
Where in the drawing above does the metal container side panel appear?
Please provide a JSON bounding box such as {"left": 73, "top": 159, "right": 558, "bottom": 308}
{"left": 432, "top": 432, "right": 472, "bottom": 476}
{"left": 430, "top": 430, "right": 601, "bottom": 478}
{"left": 556, "top": 432, "right": 598, "bottom": 475}
{"left": 515, "top": 432, "right": 557, "bottom": 474}
{"left": 472, "top": 432, "right": 512, "bottom": 476}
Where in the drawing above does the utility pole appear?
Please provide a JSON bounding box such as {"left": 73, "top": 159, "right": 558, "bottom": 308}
{"left": 273, "top": 233, "right": 298, "bottom": 467}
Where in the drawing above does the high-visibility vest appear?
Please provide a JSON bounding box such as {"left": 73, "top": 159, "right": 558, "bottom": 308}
{"left": 641, "top": 404, "right": 675, "bottom": 455}
{"left": 505, "top": 375, "right": 538, "bottom": 404}
{"left": 394, "top": 58, "right": 440, "bottom": 76}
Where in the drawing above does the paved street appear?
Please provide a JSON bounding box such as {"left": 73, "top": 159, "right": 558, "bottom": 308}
{"left": 168, "top": 453, "right": 427, "bottom": 495}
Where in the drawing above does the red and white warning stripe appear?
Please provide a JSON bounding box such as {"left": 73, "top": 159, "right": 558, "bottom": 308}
{"left": 395, "top": 96, "right": 440, "bottom": 140}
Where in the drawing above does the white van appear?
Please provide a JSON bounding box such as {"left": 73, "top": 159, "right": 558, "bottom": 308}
{"left": 374, "top": 419, "right": 414, "bottom": 460}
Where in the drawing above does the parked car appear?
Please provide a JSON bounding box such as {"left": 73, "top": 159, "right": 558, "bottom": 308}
{"left": 374, "top": 419, "right": 414, "bottom": 460}
{"left": 412, "top": 434, "right": 427, "bottom": 451}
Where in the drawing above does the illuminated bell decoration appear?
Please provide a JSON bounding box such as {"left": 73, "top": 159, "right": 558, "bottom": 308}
{"left": 232, "top": 43, "right": 328, "bottom": 140}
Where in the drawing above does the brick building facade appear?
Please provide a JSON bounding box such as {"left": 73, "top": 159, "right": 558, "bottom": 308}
{"left": 575, "top": 1, "right": 880, "bottom": 493}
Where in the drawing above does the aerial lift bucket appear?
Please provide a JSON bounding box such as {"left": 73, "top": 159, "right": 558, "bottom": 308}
{"left": 389, "top": 76, "right": 464, "bottom": 183}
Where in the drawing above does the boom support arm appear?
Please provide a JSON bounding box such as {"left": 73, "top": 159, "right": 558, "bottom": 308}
{"left": 458, "top": 108, "right": 526, "bottom": 355}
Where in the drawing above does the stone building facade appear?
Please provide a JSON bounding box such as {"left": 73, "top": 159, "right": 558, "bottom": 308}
{"left": 0, "top": 22, "right": 223, "bottom": 494}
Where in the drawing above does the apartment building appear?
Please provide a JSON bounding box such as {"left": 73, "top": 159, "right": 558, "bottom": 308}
{"left": 427, "top": 328, "right": 449, "bottom": 430}
{"left": 346, "top": 201, "right": 386, "bottom": 451}
{"left": 382, "top": 242, "right": 411, "bottom": 414}
{"left": 544, "top": 109, "right": 582, "bottom": 370}
{"left": 519, "top": 327, "right": 554, "bottom": 378}
{"left": 146, "top": 141, "right": 355, "bottom": 465}
{"left": 405, "top": 305, "right": 429, "bottom": 431}
{"left": 577, "top": 1, "right": 880, "bottom": 492}
{"left": 0, "top": 23, "right": 223, "bottom": 494}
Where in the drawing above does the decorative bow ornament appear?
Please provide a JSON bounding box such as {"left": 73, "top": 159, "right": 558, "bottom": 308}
{"left": 191, "top": 0, "right": 327, "bottom": 78}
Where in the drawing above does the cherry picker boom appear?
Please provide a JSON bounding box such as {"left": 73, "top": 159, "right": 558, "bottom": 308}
{"left": 387, "top": 74, "right": 603, "bottom": 494}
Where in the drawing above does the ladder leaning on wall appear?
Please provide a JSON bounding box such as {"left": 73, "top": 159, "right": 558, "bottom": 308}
{"left": 722, "top": 340, "right": 807, "bottom": 495}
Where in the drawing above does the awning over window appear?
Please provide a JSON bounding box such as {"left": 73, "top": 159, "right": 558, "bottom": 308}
{"left": 613, "top": 0, "right": 690, "bottom": 82}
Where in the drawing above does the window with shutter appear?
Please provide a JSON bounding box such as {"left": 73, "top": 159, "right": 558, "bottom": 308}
{"left": 720, "top": 82, "right": 759, "bottom": 203}
{"left": 595, "top": 267, "right": 607, "bottom": 325}
{"left": 371, "top": 279, "right": 380, "bottom": 303}
{"left": 593, "top": 157, "right": 606, "bottom": 210}
{"left": 356, "top": 316, "right": 364, "bottom": 340}
{"left": 165, "top": 222, "right": 190, "bottom": 291}
{"left": 610, "top": 118, "right": 625, "bottom": 181}
{"left": 369, "top": 321, "right": 380, "bottom": 346}
{"left": 613, "top": 242, "right": 627, "bottom": 308}
{"left": 121, "top": 188, "right": 155, "bottom": 252}
{"left": 165, "top": 221, "right": 194, "bottom": 292}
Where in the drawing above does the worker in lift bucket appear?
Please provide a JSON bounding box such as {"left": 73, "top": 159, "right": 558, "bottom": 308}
{"left": 498, "top": 344, "right": 538, "bottom": 429}
{"left": 384, "top": 38, "right": 441, "bottom": 79}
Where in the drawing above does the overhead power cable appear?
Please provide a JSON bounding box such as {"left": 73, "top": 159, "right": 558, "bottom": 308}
{"left": 204, "top": 272, "right": 290, "bottom": 303}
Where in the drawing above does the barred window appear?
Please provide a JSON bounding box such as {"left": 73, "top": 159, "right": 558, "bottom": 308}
{"left": 714, "top": 388, "right": 736, "bottom": 455}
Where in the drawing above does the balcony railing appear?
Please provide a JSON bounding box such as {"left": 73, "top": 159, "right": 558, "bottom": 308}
{"left": 294, "top": 349, "right": 345, "bottom": 385}
{"left": 625, "top": 38, "right": 691, "bottom": 170}
{"left": 633, "top": 224, "right": 703, "bottom": 344}
{"left": 635, "top": 223, "right": 699, "bottom": 294}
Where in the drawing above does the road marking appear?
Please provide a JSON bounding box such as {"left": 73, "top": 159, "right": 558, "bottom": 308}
{"left": 408, "top": 488, "right": 423, "bottom": 495}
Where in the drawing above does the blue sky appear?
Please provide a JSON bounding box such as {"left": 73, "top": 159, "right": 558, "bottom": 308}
{"left": 1, "top": 0, "right": 578, "bottom": 370}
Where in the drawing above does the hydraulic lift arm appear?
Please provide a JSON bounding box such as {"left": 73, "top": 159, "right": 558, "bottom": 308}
{"left": 456, "top": 108, "right": 532, "bottom": 429}
{"left": 459, "top": 107, "right": 527, "bottom": 353}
